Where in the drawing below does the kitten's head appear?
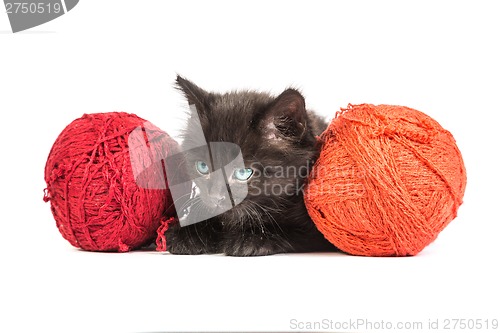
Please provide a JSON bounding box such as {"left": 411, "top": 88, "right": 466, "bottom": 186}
{"left": 175, "top": 75, "right": 323, "bottom": 226}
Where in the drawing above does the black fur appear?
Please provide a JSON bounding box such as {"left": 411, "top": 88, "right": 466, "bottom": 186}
{"left": 166, "top": 76, "right": 337, "bottom": 256}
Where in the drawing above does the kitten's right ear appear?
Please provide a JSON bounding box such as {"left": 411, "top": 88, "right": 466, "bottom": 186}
{"left": 175, "top": 75, "right": 209, "bottom": 114}
{"left": 262, "top": 88, "right": 309, "bottom": 141}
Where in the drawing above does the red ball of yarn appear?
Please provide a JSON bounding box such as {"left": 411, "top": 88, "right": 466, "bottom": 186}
{"left": 44, "top": 112, "right": 178, "bottom": 252}
{"left": 304, "top": 104, "right": 467, "bottom": 256}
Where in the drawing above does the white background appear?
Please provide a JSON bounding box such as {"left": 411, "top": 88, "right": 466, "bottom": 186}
{"left": 1, "top": 1, "right": 499, "bottom": 332}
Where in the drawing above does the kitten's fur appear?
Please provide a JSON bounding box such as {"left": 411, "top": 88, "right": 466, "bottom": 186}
{"left": 166, "top": 76, "right": 336, "bottom": 256}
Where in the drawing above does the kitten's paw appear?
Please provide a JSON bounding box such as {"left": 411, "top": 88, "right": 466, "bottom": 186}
{"left": 165, "top": 222, "right": 221, "bottom": 255}
{"left": 167, "top": 242, "right": 213, "bottom": 255}
{"left": 222, "top": 235, "right": 293, "bottom": 257}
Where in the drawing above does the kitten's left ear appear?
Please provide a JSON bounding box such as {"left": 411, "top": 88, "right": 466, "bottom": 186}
{"left": 264, "top": 88, "right": 308, "bottom": 140}
{"left": 175, "top": 75, "right": 210, "bottom": 114}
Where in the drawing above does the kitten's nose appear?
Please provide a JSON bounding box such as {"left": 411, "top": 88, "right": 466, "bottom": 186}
{"left": 206, "top": 194, "right": 227, "bottom": 208}
{"left": 213, "top": 195, "right": 226, "bottom": 207}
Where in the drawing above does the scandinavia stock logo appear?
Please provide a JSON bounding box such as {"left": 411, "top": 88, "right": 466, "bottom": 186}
{"left": 129, "top": 106, "right": 249, "bottom": 228}
{"left": 3, "top": 0, "right": 78, "bottom": 33}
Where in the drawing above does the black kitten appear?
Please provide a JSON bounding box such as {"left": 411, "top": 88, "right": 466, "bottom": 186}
{"left": 166, "top": 76, "right": 336, "bottom": 256}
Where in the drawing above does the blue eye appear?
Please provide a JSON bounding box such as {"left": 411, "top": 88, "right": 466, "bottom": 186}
{"left": 234, "top": 168, "right": 253, "bottom": 181}
{"left": 196, "top": 161, "right": 210, "bottom": 175}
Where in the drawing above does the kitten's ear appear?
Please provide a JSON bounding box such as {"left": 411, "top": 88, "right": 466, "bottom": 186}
{"left": 176, "top": 75, "right": 209, "bottom": 114}
{"left": 264, "top": 88, "right": 308, "bottom": 140}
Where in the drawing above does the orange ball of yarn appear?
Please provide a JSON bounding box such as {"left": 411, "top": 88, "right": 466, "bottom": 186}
{"left": 304, "top": 104, "right": 466, "bottom": 256}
